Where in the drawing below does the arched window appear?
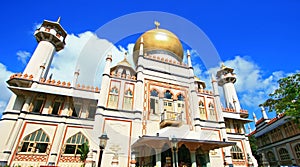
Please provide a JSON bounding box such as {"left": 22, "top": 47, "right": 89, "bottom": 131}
{"left": 150, "top": 89, "right": 159, "bottom": 114}
{"left": 278, "top": 148, "right": 290, "bottom": 161}
{"left": 31, "top": 94, "right": 46, "bottom": 113}
{"left": 177, "top": 94, "right": 185, "bottom": 113}
{"left": 123, "top": 89, "right": 133, "bottom": 110}
{"left": 71, "top": 98, "right": 82, "bottom": 118}
{"left": 230, "top": 145, "right": 244, "bottom": 160}
{"left": 164, "top": 90, "right": 173, "bottom": 99}
{"left": 20, "top": 129, "right": 50, "bottom": 153}
{"left": 163, "top": 90, "right": 173, "bottom": 112}
{"left": 51, "top": 96, "right": 64, "bottom": 115}
{"left": 294, "top": 144, "right": 300, "bottom": 160}
{"left": 267, "top": 151, "right": 276, "bottom": 162}
{"left": 208, "top": 102, "right": 217, "bottom": 121}
{"left": 108, "top": 87, "right": 119, "bottom": 109}
{"left": 199, "top": 101, "right": 206, "bottom": 120}
{"left": 233, "top": 121, "right": 242, "bottom": 134}
{"left": 64, "top": 132, "right": 88, "bottom": 154}
{"left": 88, "top": 101, "right": 97, "bottom": 119}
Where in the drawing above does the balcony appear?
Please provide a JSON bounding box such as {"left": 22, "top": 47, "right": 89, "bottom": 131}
{"left": 222, "top": 108, "right": 249, "bottom": 118}
{"left": 160, "top": 111, "right": 182, "bottom": 128}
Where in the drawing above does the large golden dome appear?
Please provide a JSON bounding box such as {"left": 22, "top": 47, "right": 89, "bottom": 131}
{"left": 133, "top": 25, "right": 183, "bottom": 65}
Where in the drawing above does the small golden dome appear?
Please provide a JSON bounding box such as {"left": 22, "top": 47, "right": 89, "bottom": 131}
{"left": 133, "top": 25, "right": 183, "bottom": 65}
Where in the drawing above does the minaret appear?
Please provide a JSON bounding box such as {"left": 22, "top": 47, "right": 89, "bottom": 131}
{"left": 216, "top": 63, "right": 241, "bottom": 112}
{"left": 253, "top": 112, "right": 258, "bottom": 123}
{"left": 23, "top": 17, "right": 67, "bottom": 81}
{"left": 261, "top": 106, "right": 268, "bottom": 119}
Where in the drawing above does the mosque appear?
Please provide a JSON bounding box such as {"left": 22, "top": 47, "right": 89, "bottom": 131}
{"left": 0, "top": 18, "right": 257, "bottom": 167}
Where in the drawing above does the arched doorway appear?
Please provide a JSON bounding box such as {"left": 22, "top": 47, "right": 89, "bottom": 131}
{"left": 161, "top": 143, "right": 173, "bottom": 167}
{"left": 196, "top": 147, "right": 209, "bottom": 167}
{"left": 137, "top": 147, "right": 156, "bottom": 167}
{"left": 178, "top": 144, "right": 191, "bottom": 166}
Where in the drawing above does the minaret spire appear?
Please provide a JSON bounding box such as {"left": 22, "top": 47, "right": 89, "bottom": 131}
{"left": 253, "top": 112, "right": 257, "bottom": 123}
{"left": 139, "top": 37, "right": 144, "bottom": 56}
{"left": 154, "top": 21, "right": 160, "bottom": 29}
{"left": 187, "top": 50, "right": 192, "bottom": 67}
{"left": 57, "top": 16, "right": 61, "bottom": 23}
{"left": 248, "top": 124, "right": 252, "bottom": 133}
{"left": 261, "top": 106, "right": 268, "bottom": 119}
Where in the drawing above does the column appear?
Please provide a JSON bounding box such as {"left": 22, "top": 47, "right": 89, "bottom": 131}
{"left": 2, "top": 96, "right": 32, "bottom": 162}
{"left": 60, "top": 97, "right": 69, "bottom": 116}
{"left": 261, "top": 152, "right": 269, "bottom": 167}
{"left": 190, "top": 151, "right": 197, "bottom": 167}
{"left": 172, "top": 149, "right": 178, "bottom": 167}
{"left": 47, "top": 118, "right": 66, "bottom": 165}
{"left": 155, "top": 148, "right": 162, "bottom": 167}
{"left": 224, "top": 147, "right": 233, "bottom": 167}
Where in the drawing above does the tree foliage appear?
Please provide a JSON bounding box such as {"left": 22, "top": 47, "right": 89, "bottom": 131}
{"left": 77, "top": 142, "right": 89, "bottom": 163}
{"left": 260, "top": 73, "right": 300, "bottom": 121}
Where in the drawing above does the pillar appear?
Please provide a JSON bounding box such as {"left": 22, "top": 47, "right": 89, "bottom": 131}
{"left": 47, "top": 118, "right": 66, "bottom": 165}
{"left": 224, "top": 147, "right": 233, "bottom": 167}
{"left": 2, "top": 96, "right": 32, "bottom": 163}
{"left": 155, "top": 148, "right": 162, "bottom": 167}
{"left": 190, "top": 151, "right": 197, "bottom": 167}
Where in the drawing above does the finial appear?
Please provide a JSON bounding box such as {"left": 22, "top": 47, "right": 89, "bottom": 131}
{"left": 187, "top": 50, "right": 190, "bottom": 57}
{"left": 221, "top": 62, "right": 226, "bottom": 69}
{"left": 140, "top": 37, "right": 143, "bottom": 43}
{"left": 57, "top": 16, "right": 61, "bottom": 23}
{"left": 154, "top": 21, "right": 160, "bottom": 29}
{"left": 124, "top": 52, "right": 128, "bottom": 59}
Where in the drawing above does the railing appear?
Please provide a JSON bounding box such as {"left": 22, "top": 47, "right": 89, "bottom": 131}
{"left": 161, "top": 111, "right": 182, "bottom": 121}
{"left": 160, "top": 111, "right": 183, "bottom": 128}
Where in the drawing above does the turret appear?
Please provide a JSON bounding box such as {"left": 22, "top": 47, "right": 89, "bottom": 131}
{"left": 253, "top": 112, "right": 258, "bottom": 123}
{"left": 23, "top": 17, "right": 67, "bottom": 81}
{"left": 261, "top": 106, "right": 268, "bottom": 120}
{"left": 216, "top": 63, "right": 241, "bottom": 112}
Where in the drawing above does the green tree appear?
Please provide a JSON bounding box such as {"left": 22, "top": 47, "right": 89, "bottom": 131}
{"left": 260, "top": 73, "right": 300, "bottom": 121}
{"left": 77, "top": 142, "right": 89, "bottom": 167}
{"left": 248, "top": 135, "right": 261, "bottom": 166}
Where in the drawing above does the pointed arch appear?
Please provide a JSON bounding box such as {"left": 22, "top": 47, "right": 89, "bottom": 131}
{"left": 199, "top": 100, "right": 206, "bottom": 120}
{"left": 266, "top": 151, "right": 276, "bottom": 162}
{"left": 64, "top": 132, "right": 89, "bottom": 154}
{"left": 178, "top": 144, "right": 191, "bottom": 165}
{"left": 150, "top": 89, "right": 159, "bottom": 97}
{"left": 164, "top": 90, "right": 173, "bottom": 99}
{"left": 51, "top": 96, "right": 65, "bottom": 115}
{"left": 150, "top": 89, "right": 159, "bottom": 115}
{"left": 278, "top": 148, "right": 290, "bottom": 161}
{"left": 176, "top": 93, "right": 185, "bottom": 101}
{"left": 30, "top": 94, "right": 47, "bottom": 113}
{"left": 20, "top": 128, "right": 50, "bottom": 153}
{"left": 208, "top": 102, "right": 217, "bottom": 121}
{"left": 108, "top": 86, "right": 119, "bottom": 109}
{"left": 123, "top": 89, "right": 133, "bottom": 110}
{"left": 230, "top": 145, "right": 244, "bottom": 160}
{"left": 294, "top": 144, "right": 300, "bottom": 160}
{"left": 176, "top": 93, "right": 185, "bottom": 114}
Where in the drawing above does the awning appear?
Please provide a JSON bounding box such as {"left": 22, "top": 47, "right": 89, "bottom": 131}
{"left": 132, "top": 135, "right": 236, "bottom": 151}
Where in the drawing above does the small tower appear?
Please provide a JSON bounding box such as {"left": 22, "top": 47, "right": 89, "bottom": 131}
{"left": 216, "top": 63, "right": 241, "bottom": 112}
{"left": 23, "top": 17, "right": 67, "bottom": 81}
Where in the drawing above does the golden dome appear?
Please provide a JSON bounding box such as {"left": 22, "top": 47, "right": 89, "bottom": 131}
{"left": 133, "top": 25, "right": 183, "bottom": 65}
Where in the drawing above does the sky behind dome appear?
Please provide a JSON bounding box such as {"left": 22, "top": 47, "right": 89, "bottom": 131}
{"left": 0, "top": 1, "right": 299, "bottom": 131}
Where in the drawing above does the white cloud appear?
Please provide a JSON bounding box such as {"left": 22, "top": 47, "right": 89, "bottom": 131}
{"left": 17, "top": 51, "right": 31, "bottom": 64}
{"left": 191, "top": 55, "right": 290, "bottom": 121}
{"left": 48, "top": 31, "right": 134, "bottom": 87}
{"left": 0, "top": 63, "right": 13, "bottom": 115}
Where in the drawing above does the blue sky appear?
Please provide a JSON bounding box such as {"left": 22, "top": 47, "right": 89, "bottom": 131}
{"left": 0, "top": 1, "right": 299, "bottom": 131}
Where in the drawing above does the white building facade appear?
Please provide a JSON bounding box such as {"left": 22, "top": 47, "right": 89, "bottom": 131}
{"left": 0, "top": 18, "right": 257, "bottom": 167}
